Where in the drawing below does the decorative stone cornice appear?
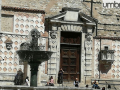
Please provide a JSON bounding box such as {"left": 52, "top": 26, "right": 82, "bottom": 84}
{"left": 99, "top": 13, "right": 112, "bottom": 16}
{"left": 98, "top": 23, "right": 120, "bottom": 26}
{"left": 98, "top": 29, "right": 120, "bottom": 31}
{"left": 93, "top": 36, "right": 120, "bottom": 40}
{"left": 2, "top": 6, "right": 45, "bottom": 14}
{"left": 0, "top": 32, "right": 48, "bottom": 38}
{"left": 60, "top": 7, "right": 80, "bottom": 12}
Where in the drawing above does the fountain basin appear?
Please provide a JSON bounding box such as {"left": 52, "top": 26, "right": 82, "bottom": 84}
{"left": 16, "top": 50, "right": 53, "bottom": 63}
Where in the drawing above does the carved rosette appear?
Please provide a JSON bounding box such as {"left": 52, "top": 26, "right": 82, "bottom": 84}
{"left": 50, "top": 31, "right": 57, "bottom": 39}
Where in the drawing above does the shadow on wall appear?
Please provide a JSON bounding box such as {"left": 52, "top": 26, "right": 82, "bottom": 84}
{"left": 99, "top": 61, "right": 113, "bottom": 73}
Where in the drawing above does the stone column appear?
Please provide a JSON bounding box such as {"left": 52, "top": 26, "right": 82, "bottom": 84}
{"left": 37, "top": 65, "right": 41, "bottom": 86}
{"left": 27, "top": 65, "right": 30, "bottom": 81}
{"left": 29, "top": 63, "right": 39, "bottom": 87}
{"left": 23, "top": 62, "right": 28, "bottom": 84}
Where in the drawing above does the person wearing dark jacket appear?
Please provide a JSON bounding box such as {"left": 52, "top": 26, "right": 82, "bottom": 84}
{"left": 14, "top": 69, "right": 23, "bottom": 85}
{"left": 57, "top": 68, "right": 64, "bottom": 84}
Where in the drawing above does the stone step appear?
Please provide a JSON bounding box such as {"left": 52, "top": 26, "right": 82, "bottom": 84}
{"left": 55, "top": 83, "right": 120, "bottom": 90}
{"left": 54, "top": 83, "right": 92, "bottom": 88}
{"left": 41, "top": 80, "right": 120, "bottom": 90}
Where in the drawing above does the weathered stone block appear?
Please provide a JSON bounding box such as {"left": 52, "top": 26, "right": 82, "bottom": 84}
{"left": 48, "top": 57, "right": 56, "bottom": 63}
{"left": 48, "top": 63, "right": 56, "bottom": 68}
{"left": 64, "top": 25, "right": 68, "bottom": 31}
{"left": 64, "top": 11, "right": 78, "bottom": 21}
{"left": 52, "top": 26, "right": 57, "bottom": 31}
{"left": 86, "top": 54, "right": 92, "bottom": 59}
{"left": 61, "top": 25, "right": 65, "bottom": 31}
{"left": 67, "top": 25, "right": 71, "bottom": 31}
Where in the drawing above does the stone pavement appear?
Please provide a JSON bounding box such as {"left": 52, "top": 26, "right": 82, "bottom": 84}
{"left": 0, "top": 85, "right": 120, "bottom": 90}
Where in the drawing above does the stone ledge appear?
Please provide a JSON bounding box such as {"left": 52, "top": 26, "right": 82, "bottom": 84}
{"left": 0, "top": 85, "right": 94, "bottom": 90}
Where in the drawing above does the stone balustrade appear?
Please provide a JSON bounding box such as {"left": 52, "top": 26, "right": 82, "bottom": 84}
{"left": 100, "top": 50, "right": 114, "bottom": 61}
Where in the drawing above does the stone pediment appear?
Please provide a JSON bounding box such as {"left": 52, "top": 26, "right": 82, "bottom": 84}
{"left": 47, "top": 7, "right": 96, "bottom": 25}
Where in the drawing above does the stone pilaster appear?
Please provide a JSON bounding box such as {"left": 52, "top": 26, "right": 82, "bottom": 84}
{"left": 84, "top": 29, "right": 93, "bottom": 83}
{"left": 56, "top": 31, "right": 60, "bottom": 82}
{"left": 81, "top": 32, "right": 85, "bottom": 83}
{"left": 47, "top": 24, "right": 58, "bottom": 82}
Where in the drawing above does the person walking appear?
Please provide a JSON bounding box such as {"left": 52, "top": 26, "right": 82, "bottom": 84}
{"left": 74, "top": 78, "right": 79, "bottom": 87}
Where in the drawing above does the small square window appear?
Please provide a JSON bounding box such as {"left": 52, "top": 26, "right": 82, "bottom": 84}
{"left": 104, "top": 46, "right": 108, "bottom": 50}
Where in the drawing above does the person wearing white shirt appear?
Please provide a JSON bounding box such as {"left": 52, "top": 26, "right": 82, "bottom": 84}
{"left": 25, "top": 76, "right": 30, "bottom": 86}
{"left": 74, "top": 78, "right": 79, "bottom": 87}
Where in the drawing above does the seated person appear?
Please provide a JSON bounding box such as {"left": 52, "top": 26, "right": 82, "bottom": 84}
{"left": 86, "top": 84, "right": 88, "bottom": 88}
{"left": 74, "top": 78, "right": 79, "bottom": 87}
{"left": 92, "top": 80, "right": 99, "bottom": 88}
{"left": 102, "top": 87, "right": 105, "bottom": 90}
{"left": 46, "top": 76, "right": 54, "bottom": 86}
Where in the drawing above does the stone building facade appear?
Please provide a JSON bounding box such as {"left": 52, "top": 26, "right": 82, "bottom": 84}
{"left": 0, "top": 0, "right": 120, "bottom": 86}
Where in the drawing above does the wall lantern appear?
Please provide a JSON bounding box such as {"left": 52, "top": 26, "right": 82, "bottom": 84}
{"left": 4, "top": 37, "right": 13, "bottom": 50}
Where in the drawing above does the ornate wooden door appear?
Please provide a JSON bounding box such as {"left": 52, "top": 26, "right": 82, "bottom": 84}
{"left": 60, "top": 49, "right": 80, "bottom": 81}
{"left": 60, "top": 31, "right": 81, "bottom": 82}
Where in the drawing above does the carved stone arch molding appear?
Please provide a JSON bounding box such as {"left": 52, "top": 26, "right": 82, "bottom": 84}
{"left": 60, "top": 24, "right": 82, "bottom": 32}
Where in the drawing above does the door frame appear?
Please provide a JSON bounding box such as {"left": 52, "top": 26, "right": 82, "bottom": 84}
{"left": 60, "top": 31, "right": 82, "bottom": 82}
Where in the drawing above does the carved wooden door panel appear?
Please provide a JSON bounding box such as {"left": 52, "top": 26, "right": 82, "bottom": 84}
{"left": 60, "top": 48, "right": 80, "bottom": 81}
